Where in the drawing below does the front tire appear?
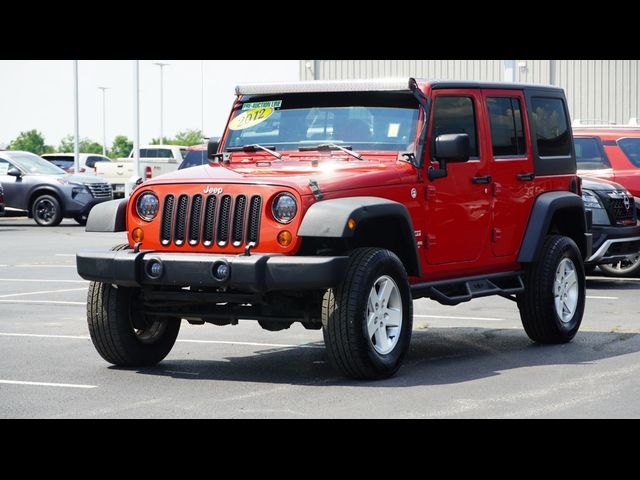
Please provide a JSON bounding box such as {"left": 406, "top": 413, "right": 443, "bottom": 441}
{"left": 322, "top": 248, "right": 413, "bottom": 380}
{"left": 598, "top": 254, "right": 640, "bottom": 278}
{"left": 32, "top": 194, "right": 62, "bottom": 226}
{"left": 517, "top": 235, "right": 586, "bottom": 343}
{"left": 86, "top": 244, "right": 180, "bottom": 366}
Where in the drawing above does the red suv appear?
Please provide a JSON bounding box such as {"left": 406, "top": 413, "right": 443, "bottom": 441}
{"left": 77, "top": 79, "right": 591, "bottom": 379}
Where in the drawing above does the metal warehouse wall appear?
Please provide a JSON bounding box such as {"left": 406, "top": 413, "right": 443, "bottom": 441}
{"left": 300, "top": 60, "right": 640, "bottom": 125}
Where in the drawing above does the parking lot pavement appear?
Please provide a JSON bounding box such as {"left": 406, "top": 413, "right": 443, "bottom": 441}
{"left": 2, "top": 216, "right": 640, "bottom": 418}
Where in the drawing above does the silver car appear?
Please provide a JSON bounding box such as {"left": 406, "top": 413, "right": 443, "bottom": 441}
{"left": 0, "top": 150, "right": 113, "bottom": 226}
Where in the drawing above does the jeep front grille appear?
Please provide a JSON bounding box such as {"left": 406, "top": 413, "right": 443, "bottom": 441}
{"left": 159, "top": 193, "right": 262, "bottom": 248}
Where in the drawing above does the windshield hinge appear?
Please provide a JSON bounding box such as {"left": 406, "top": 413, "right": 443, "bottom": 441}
{"left": 309, "top": 179, "right": 324, "bottom": 201}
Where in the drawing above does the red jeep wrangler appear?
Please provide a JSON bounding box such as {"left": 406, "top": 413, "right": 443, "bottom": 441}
{"left": 77, "top": 78, "right": 591, "bottom": 379}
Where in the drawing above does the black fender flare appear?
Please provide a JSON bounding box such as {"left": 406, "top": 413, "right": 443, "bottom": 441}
{"left": 518, "top": 191, "right": 591, "bottom": 262}
{"left": 86, "top": 198, "right": 128, "bottom": 232}
{"left": 298, "top": 196, "right": 421, "bottom": 276}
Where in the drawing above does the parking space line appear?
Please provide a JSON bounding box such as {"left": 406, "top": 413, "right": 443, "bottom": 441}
{"left": 54, "top": 254, "right": 76, "bottom": 257}
{"left": 0, "top": 278, "right": 88, "bottom": 283}
{"left": 0, "top": 300, "right": 85, "bottom": 305}
{"left": 414, "top": 314, "right": 506, "bottom": 321}
{"left": 0, "top": 287, "right": 87, "bottom": 298}
{"left": 10, "top": 265, "right": 76, "bottom": 268}
{"left": 586, "top": 295, "right": 619, "bottom": 300}
{"left": 0, "top": 332, "right": 322, "bottom": 349}
{"left": 0, "top": 379, "right": 97, "bottom": 389}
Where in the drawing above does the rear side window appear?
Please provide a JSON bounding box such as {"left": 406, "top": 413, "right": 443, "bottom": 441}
{"left": 531, "top": 97, "right": 571, "bottom": 157}
{"left": 574, "top": 137, "right": 610, "bottom": 170}
{"left": 617, "top": 138, "right": 640, "bottom": 167}
{"left": 50, "top": 159, "right": 74, "bottom": 170}
{"left": 431, "top": 96, "right": 479, "bottom": 157}
{"left": 86, "top": 156, "right": 110, "bottom": 168}
{"left": 155, "top": 149, "right": 173, "bottom": 158}
{"left": 487, "top": 97, "right": 526, "bottom": 157}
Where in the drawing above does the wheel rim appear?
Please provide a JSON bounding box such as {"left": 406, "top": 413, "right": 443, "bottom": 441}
{"left": 366, "top": 275, "right": 403, "bottom": 355}
{"left": 35, "top": 199, "right": 56, "bottom": 224}
{"left": 604, "top": 254, "right": 640, "bottom": 274}
{"left": 554, "top": 258, "right": 579, "bottom": 324}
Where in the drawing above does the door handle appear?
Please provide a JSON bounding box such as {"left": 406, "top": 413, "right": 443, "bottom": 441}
{"left": 517, "top": 172, "right": 535, "bottom": 181}
{"left": 471, "top": 175, "right": 492, "bottom": 184}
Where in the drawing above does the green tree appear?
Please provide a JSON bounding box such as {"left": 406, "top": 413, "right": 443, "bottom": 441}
{"left": 58, "top": 135, "right": 105, "bottom": 155}
{"left": 151, "top": 129, "right": 204, "bottom": 147}
{"left": 109, "top": 135, "right": 133, "bottom": 159}
{"left": 9, "top": 130, "right": 55, "bottom": 155}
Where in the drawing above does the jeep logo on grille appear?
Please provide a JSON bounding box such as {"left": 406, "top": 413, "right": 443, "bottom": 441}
{"left": 624, "top": 194, "right": 631, "bottom": 211}
{"left": 204, "top": 186, "right": 223, "bottom": 195}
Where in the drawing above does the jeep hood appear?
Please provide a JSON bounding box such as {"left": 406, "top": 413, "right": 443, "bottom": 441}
{"left": 144, "top": 153, "right": 415, "bottom": 195}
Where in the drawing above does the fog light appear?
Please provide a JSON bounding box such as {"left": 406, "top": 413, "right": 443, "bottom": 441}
{"left": 132, "top": 228, "right": 144, "bottom": 243}
{"left": 147, "top": 260, "right": 163, "bottom": 279}
{"left": 212, "top": 261, "right": 230, "bottom": 281}
{"left": 277, "top": 230, "right": 293, "bottom": 247}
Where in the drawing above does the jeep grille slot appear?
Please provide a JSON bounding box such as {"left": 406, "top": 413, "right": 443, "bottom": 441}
{"left": 202, "top": 195, "right": 217, "bottom": 247}
{"left": 159, "top": 192, "right": 262, "bottom": 249}
{"left": 160, "top": 194, "right": 175, "bottom": 246}
{"left": 174, "top": 194, "right": 189, "bottom": 246}
{"left": 217, "top": 195, "right": 232, "bottom": 247}
{"left": 188, "top": 194, "right": 203, "bottom": 246}
{"left": 247, "top": 195, "right": 262, "bottom": 245}
{"left": 232, "top": 195, "right": 247, "bottom": 247}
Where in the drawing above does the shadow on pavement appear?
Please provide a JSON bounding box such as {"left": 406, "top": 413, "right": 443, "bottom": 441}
{"left": 126, "top": 327, "right": 640, "bottom": 388}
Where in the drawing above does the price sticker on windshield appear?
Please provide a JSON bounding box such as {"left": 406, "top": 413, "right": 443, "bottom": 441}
{"left": 229, "top": 107, "right": 274, "bottom": 131}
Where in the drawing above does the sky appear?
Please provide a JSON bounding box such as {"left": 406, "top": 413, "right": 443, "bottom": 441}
{"left": 0, "top": 60, "right": 300, "bottom": 149}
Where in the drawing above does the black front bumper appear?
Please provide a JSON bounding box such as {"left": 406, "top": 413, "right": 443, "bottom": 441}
{"left": 76, "top": 249, "right": 349, "bottom": 293}
{"left": 587, "top": 224, "right": 640, "bottom": 265}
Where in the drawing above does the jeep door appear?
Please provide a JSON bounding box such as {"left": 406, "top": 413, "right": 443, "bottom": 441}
{"left": 482, "top": 90, "right": 536, "bottom": 258}
{"left": 424, "top": 89, "right": 492, "bottom": 266}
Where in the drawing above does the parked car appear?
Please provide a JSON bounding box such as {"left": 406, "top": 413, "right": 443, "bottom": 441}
{"left": 178, "top": 139, "right": 219, "bottom": 170}
{"left": 581, "top": 176, "right": 640, "bottom": 276}
{"left": 79, "top": 79, "right": 592, "bottom": 379}
{"left": 95, "top": 145, "right": 187, "bottom": 198}
{"left": 0, "top": 183, "right": 5, "bottom": 216}
{"left": 0, "top": 150, "right": 113, "bottom": 226}
{"left": 41, "top": 153, "right": 112, "bottom": 174}
{"left": 573, "top": 123, "right": 640, "bottom": 199}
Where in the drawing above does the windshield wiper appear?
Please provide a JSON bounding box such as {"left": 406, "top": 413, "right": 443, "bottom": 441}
{"left": 299, "top": 143, "right": 366, "bottom": 161}
{"left": 226, "top": 144, "right": 282, "bottom": 160}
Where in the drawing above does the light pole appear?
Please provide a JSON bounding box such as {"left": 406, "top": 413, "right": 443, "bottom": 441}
{"left": 97, "top": 86, "right": 109, "bottom": 156}
{"left": 73, "top": 60, "right": 80, "bottom": 174}
{"left": 152, "top": 62, "right": 170, "bottom": 144}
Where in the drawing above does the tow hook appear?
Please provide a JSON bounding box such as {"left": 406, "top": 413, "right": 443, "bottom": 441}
{"left": 244, "top": 242, "right": 257, "bottom": 256}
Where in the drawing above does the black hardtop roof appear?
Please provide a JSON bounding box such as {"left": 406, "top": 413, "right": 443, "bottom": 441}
{"left": 426, "top": 79, "right": 565, "bottom": 93}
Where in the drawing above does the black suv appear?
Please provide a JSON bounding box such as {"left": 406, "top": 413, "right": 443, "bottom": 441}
{"left": 581, "top": 176, "right": 640, "bottom": 276}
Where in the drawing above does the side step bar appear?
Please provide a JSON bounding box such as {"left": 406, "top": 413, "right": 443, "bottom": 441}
{"left": 411, "top": 271, "right": 525, "bottom": 306}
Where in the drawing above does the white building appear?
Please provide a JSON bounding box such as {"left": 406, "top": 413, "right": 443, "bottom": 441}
{"left": 300, "top": 60, "right": 640, "bottom": 125}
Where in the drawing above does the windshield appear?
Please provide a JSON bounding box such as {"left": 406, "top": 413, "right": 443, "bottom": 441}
{"left": 574, "top": 137, "right": 611, "bottom": 170}
{"left": 7, "top": 152, "right": 66, "bottom": 175}
{"left": 223, "top": 92, "right": 420, "bottom": 153}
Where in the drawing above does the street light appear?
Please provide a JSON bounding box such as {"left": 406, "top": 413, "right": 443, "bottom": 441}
{"left": 97, "top": 86, "right": 109, "bottom": 156}
{"left": 152, "top": 62, "right": 170, "bottom": 144}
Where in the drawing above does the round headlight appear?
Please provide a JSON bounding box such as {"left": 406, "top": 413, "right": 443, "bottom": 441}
{"left": 136, "top": 192, "right": 159, "bottom": 221}
{"left": 271, "top": 192, "right": 298, "bottom": 224}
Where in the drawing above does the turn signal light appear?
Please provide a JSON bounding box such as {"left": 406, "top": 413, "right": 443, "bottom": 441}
{"left": 132, "top": 227, "right": 144, "bottom": 243}
{"left": 347, "top": 218, "right": 357, "bottom": 230}
{"left": 277, "top": 230, "right": 293, "bottom": 247}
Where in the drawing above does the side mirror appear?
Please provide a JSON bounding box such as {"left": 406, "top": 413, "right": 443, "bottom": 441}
{"left": 428, "top": 133, "right": 470, "bottom": 181}
{"left": 207, "top": 138, "right": 220, "bottom": 161}
{"left": 434, "top": 133, "right": 470, "bottom": 163}
{"left": 7, "top": 167, "right": 22, "bottom": 178}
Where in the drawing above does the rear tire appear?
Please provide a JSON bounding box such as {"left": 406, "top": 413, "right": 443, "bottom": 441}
{"left": 322, "top": 248, "right": 412, "bottom": 380}
{"left": 86, "top": 243, "right": 180, "bottom": 367}
{"left": 32, "top": 194, "right": 62, "bottom": 226}
{"left": 517, "top": 235, "right": 585, "bottom": 343}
